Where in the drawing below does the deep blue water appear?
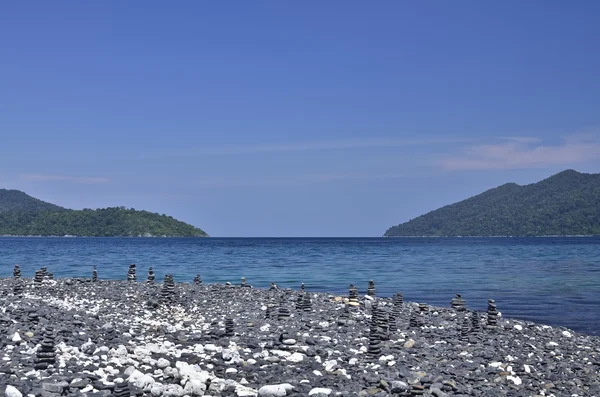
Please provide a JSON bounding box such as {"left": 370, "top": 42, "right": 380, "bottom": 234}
{"left": 1, "top": 237, "right": 599, "bottom": 335}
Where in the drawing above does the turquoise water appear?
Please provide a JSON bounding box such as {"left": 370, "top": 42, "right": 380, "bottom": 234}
{"left": 1, "top": 237, "right": 599, "bottom": 335}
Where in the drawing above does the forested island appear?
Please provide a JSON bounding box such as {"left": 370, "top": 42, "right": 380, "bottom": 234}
{"left": 0, "top": 189, "right": 208, "bottom": 237}
{"left": 385, "top": 169, "right": 600, "bottom": 237}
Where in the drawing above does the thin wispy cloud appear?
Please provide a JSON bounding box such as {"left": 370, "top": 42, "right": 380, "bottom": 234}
{"left": 21, "top": 174, "right": 111, "bottom": 184}
{"left": 441, "top": 134, "right": 600, "bottom": 171}
{"left": 186, "top": 172, "right": 413, "bottom": 189}
{"left": 143, "top": 137, "right": 469, "bottom": 159}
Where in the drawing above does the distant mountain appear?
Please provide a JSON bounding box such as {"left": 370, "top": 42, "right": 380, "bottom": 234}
{"left": 0, "top": 189, "right": 208, "bottom": 237}
{"left": 384, "top": 169, "right": 600, "bottom": 237}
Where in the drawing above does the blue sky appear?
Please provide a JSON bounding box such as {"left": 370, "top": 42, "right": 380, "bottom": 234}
{"left": 1, "top": 1, "right": 599, "bottom": 236}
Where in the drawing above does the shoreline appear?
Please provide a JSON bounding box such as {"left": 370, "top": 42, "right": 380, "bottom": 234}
{"left": 1, "top": 276, "right": 599, "bottom": 396}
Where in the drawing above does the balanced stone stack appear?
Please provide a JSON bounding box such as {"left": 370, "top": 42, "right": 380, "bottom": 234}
{"left": 47, "top": 272, "right": 54, "bottom": 280}
{"left": 487, "top": 299, "right": 499, "bottom": 327}
{"left": 13, "top": 264, "right": 21, "bottom": 279}
{"left": 265, "top": 302, "right": 276, "bottom": 319}
{"left": 409, "top": 311, "right": 419, "bottom": 328}
{"left": 34, "top": 269, "right": 44, "bottom": 287}
{"left": 160, "top": 274, "right": 176, "bottom": 304}
{"left": 224, "top": 317, "right": 234, "bottom": 337}
{"left": 418, "top": 303, "right": 429, "bottom": 313}
{"left": 28, "top": 310, "right": 40, "bottom": 326}
{"left": 147, "top": 267, "right": 155, "bottom": 283}
{"left": 40, "top": 267, "right": 48, "bottom": 278}
{"left": 13, "top": 281, "right": 24, "bottom": 297}
{"left": 277, "top": 305, "right": 291, "bottom": 321}
{"left": 471, "top": 311, "right": 481, "bottom": 334}
{"left": 338, "top": 304, "right": 351, "bottom": 326}
{"left": 127, "top": 264, "right": 136, "bottom": 282}
{"left": 451, "top": 293, "right": 466, "bottom": 311}
{"left": 367, "top": 280, "right": 376, "bottom": 297}
{"left": 372, "top": 304, "right": 390, "bottom": 341}
{"left": 34, "top": 327, "right": 56, "bottom": 370}
{"left": 389, "top": 293, "right": 403, "bottom": 332}
{"left": 411, "top": 384, "right": 425, "bottom": 396}
{"left": 241, "top": 277, "right": 247, "bottom": 287}
{"left": 113, "top": 382, "right": 131, "bottom": 397}
{"left": 348, "top": 284, "right": 359, "bottom": 307}
{"left": 367, "top": 316, "right": 382, "bottom": 357}
{"left": 270, "top": 281, "right": 279, "bottom": 290}
{"left": 459, "top": 317, "right": 470, "bottom": 342}
{"left": 301, "top": 293, "right": 312, "bottom": 312}
{"left": 92, "top": 266, "right": 98, "bottom": 282}
{"left": 193, "top": 274, "right": 202, "bottom": 285}
{"left": 295, "top": 291, "right": 305, "bottom": 311}
{"left": 300, "top": 282, "right": 305, "bottom": 293}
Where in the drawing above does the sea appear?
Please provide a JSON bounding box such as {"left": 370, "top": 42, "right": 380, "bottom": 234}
{"left": 1, "top": 237, "right": 599, "bottom": 336}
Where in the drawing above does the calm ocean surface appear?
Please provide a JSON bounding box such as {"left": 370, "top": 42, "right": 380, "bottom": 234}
{"left": 1, "top": 237, "right": 599, "bottom": 335}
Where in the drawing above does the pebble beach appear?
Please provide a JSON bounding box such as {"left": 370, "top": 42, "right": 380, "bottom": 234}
{"left": 1, "top": 269, "right": 599, "bottom": 397}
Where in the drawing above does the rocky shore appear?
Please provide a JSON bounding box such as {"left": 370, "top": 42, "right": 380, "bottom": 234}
{"left": 1, "top": 273, "right": 599, "bottom": 397}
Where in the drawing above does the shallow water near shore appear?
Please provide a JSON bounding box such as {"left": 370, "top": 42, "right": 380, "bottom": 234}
{"left": 1, "top": 236, "right": 599, "bottom": 335}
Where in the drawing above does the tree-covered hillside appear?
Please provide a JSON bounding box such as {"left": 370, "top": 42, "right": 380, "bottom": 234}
{"left": 0, "top": 190, "right": 208, "bottom": 237}
{"left": 384, "top": 170, "right": 600, "bottom": 237}
{"left": 0, "top": 189, "right": 65, "bottom": 214}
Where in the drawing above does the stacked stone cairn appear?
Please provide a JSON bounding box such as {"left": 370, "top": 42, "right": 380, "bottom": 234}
{"left": 459, "top": 316, "right": 470, "bottom": 342}
{"left": 409, "top": 311, "right": 419, "bottom": 328}
{"left": 471, "top": 310, "right": 481, "bottom": 334}
{"left": 338, "top": 304, "right": 351, "bottom": 326}
{"left": 367, "top": 315, "right": 382, "bottom": 357}
{"left": 241, "top": 277, "right": 251, "bottom": 287}
{"left": 224, "top": 317, "right": 234, "bottom": 337}
{"left": 113, "top": 382, "right": 131, "bottom": 397}
{"left": 451, "top": 293, "right": 466, "bottom": 311}
{"left": 127, "top": 263, "right": 136, "bottom": 282}
{"left": 372, "top": 303, "right": 389, "bottom": 341}
{"left": 33, "top": 269, "right": 44, "bottom": 287}
{"left": 389, "top": 293, "right": 403, "bottom": 332}
{"left": 419, "top": 303, "right": 429, "bottom": 313}
{"left": 296, "top": 290, "right": 305, "bottom": 311}
{"left": 367, "top": 279, "right": 376, "bottom": 297}
{"left": 159, "top": 274, "right": 176, "bottom": 305}
{"left": 13, "top": 281, "right": 24, "bottom": 297}
{"left": 13, "top": 264, "right": 21, "bottom": 279}
{"left": 34, "top": 326, "right": 56, "bottom": 370}
{"left": 92, "top": 265, "right": 98, "bottom": 282}
{"left": 348, "top": 284, "right": 360, "bottom": 307}
{"left": 193, "top": 274, "right": 202, "bottom": 285}
{"left": 147, "top": 267, "right": 155, "bottom": 283}
{"left": 28, "top": 310, "right": 40, "bottom": 327}
{"left": 270, "top": 281, "right": 279, "bottom": 290}
{"left": 487, "top": 299, "right": 499, "bottom": 327}
{"left": 47, "top": 272, "right": 54, "bottom": 280}
{"left": 301, "top": 292, "right": 312, "bottom": 312}
{"left": 277, "top": 299, "right": 291, "bottom": 320}
{"left": 40, "top": 267, "right": 48, "bottom": 278}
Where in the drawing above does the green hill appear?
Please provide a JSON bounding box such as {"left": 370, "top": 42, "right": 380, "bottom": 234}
{"left": 384, "top": 169, "right": 600, "bottom": 237}
{"left": 0, "top": 190, "right": 208, "bottom": 237}
{"left": 0, "top": 189, "right": 65, "bottom": 214}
